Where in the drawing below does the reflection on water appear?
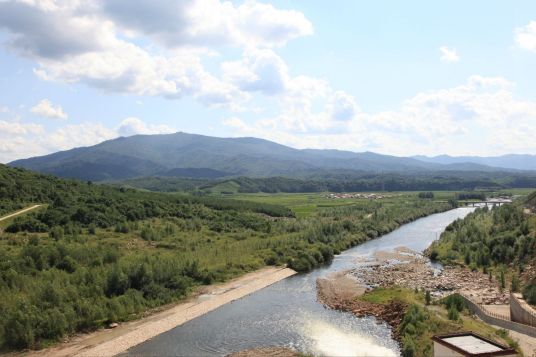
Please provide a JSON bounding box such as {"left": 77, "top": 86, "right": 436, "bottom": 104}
{"left": 125, "top": 207, "right": 474, "bottom": 357}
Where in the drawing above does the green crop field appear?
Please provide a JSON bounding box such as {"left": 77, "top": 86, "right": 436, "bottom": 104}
{"left": 221, "top": 191, "right": 454, "bottom": 218}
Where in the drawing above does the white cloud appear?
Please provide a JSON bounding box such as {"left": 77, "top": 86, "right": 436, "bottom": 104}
{"left": 30, "top": 99, "right": 68, "bottom": 119}
{"left": 0, "top": 117, "right": 176, "bottom": 163}
{"left": 222, "top": 48, "right": 289, "bottom": 95}
{"left": 515, "top": 20, "right": 536, "bottom": 52}
{"left": 117, "top": 117, "right": 175, "bottom": 136}
{"left": 439, "top": 46, "right": 460, "bottom": 62}
{"left": 328, "top": 91, "right": 360, "bottom": 121}
{"left": 223, "top": 75, "right": 536, "bottom": 156}
{"left": 46, "top": 123, "right": 116, "bottom": 151}
{"left": 0, "top": 119, "right": 46, "bottom": 162}
{"left": 102, "top": 0, "right": 313, "bottom": 48}
{"left": 0, "top": 0, "right": 312, "bottom": 110}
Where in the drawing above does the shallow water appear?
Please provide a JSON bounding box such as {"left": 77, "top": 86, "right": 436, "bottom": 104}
{"left": 125, "top": 207, "right": 474, "bottom": 357}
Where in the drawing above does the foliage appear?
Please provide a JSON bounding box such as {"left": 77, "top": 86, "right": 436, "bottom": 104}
{"left": 442, "top": 294, "right": 466, "bottom": 313}
{"left": 0, "top": 164, "right": 457, "bottom": 350}
{"left": 121, "top": 173, "right": 536, "bottom": 194}
{"left": 418, "top": 192, "right": 434, "bottom": 199}
{"left": 523, "top": 285, "right": 536, "bottom": 305}
{"left": 428, "top": 200, "right": 536, "bottom": 270}
{"left": 362, "top": 288, "right": 518, "bottom": 357}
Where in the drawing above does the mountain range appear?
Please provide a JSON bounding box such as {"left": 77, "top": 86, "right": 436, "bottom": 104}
{"left": 413, "top": 154, "right": 536, "bottom": 171}
{"left": 8, "top": 132, "right": 534, "bottom": 181}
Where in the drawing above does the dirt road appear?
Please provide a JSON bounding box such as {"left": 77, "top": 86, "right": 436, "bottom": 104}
{"left": 0, "top": 205, "right": 42, "bottom": 222}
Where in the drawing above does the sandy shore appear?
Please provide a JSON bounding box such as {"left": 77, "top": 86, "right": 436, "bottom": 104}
{"left": 19, "top": 266, "right": 296, "bottom": 357}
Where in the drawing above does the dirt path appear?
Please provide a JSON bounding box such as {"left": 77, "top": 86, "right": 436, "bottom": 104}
{"left": 0, "top": 204, "right": 42, "bottom": 222}
{"left": 18, "top": 266, "right": 296, "bottom": 357}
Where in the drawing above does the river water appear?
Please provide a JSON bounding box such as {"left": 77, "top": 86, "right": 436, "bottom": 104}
{"left": 125, "top": 207, "right": 474, "bottom": 357}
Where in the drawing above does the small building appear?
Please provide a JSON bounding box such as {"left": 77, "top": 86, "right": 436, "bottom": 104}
{"left": 432, "top": 332, "right": 517, "bottom": 357}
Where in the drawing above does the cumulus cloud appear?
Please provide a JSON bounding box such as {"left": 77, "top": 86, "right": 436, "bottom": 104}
{"left": 223, "top": 75, "right": 536, "bottom": 156}
{"left": 222, "top": 48, "right": 289, "bottom": 95}
{"left": 328, "top": 91, "right": 360, "bottom": 121}
{"left": 515, "top": 21, "right": 536, "bottom": 52}
{"left": 102, "top": 0, "right": 313, "bottom": 48}
{"left": 0, "top": 0, "right": 312, "bottom": 109}
{"left": 30, "top": 99, "right": 68, "bottom": 119}
{"left": 0, "top": 117, "right": 176, "bottom": 163}
{"left": 0, "top": 1, "right": 113, "bottom": 59}
{"left": 117, "top": 117, "right": 175, "bottom": 136}
{"left": 46, "top": 123, "right": 116, "bottom": 151}
{"left": 439, "top": 46, "right": 460, "bottom": 62}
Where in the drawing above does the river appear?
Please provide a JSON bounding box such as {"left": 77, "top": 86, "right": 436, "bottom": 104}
{"left": 124, "top": 207, "right": 474, "bottom": 357}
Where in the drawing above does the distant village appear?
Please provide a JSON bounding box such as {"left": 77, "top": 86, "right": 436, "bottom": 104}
{"left": 325, "top": 192, "right": 396, "bottom": 200}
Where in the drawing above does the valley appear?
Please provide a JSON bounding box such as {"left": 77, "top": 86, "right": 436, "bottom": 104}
{"left": 1, "top": 2, "right": 535, "bottom": 356}
{"left": 0, "top": 164, "right": 454, "bottom": 352}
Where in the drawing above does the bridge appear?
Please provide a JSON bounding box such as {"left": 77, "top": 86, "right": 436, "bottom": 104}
{"left": 465, "top": 199, "right": 512, "bottom": 207}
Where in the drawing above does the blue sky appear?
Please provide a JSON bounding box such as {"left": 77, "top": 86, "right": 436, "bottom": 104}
{"left": 0, "top": 0, "right": 535, "bottom": 163}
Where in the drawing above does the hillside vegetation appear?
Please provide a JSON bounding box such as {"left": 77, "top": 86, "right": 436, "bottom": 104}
{"left": 0, "top": 164, "right": 454, "bottom": 350}
{"left": 118, "top": 173, "right": 536, "bottom": 194}
{"left": 428, "top": 194, "right": 536, "bottom": 303}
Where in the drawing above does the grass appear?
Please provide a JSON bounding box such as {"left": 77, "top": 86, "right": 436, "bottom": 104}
{"left": 358, "top": 287, "right": 424, "bottom": 305}
{"left": 225, "top": 192, "right": 423, "bottom": 217}
{"left": 357, "top": 288, "right": 522, "bottom": 356}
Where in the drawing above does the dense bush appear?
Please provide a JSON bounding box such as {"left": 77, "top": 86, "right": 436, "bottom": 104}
{"left": 442, "top": 294, "right": 466, "bottom": 312}
{"left": 399, "top": 304, "right": 429, "bottom": 357}
{"left": 429, "top": 201, "right": 536, "bottom": 269}
{"left": 418, "top": 192, "right": 434, "bottom": 199}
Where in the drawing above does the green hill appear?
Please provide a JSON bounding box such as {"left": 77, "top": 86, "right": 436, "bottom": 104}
{"left": 9, "top": 132, "right": 505, "bottom": 181}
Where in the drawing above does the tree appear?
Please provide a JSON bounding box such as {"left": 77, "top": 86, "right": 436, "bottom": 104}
{"left": 448, "top": 306, "right": 459, "bottom": 321}
{"left": 511, "top": 274, "right": 520, "bottom": 292}
{"left": 425, "top": 291, "right": 431, "bottom": 305}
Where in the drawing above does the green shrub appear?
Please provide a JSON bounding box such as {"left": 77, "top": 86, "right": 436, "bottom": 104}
{"left": 442, "top": 294, "right": 465, "bottom": 312}
{"left": 448, "top": 306, "right": 459, "bottom": 321}
{"left": 523, "top": 285, "right": 536, "bottom": 305}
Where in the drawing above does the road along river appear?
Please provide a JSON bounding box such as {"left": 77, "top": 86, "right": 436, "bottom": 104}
{"left": 124, "top": 207, "right": 475, "bottom": 357}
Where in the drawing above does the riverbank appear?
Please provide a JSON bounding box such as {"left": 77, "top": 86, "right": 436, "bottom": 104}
{"left": 316, "top": 273, "right": 407, "bottom": 340}
{"left": 17, "top": 267, "right": 296, "bottom": 357}
{"left": 227, "top": 347, "right": 301, "bottom": 357}
{"left": 315, "top": 247, "right": 524, "bottom": 356}
{"left": 352, "top": 248, "right": 507, "bottom": 303}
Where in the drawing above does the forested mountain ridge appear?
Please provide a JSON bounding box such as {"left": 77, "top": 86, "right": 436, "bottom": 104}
{"left": 117, "top": 173, "right": 536, "bottom": 194}
{"left": 9, "top": 132, "right": 512, "bottom": 181}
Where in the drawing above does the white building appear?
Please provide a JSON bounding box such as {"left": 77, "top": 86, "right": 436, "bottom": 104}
{"left": 432, "top": 332, "right": 517, "bottom": 357}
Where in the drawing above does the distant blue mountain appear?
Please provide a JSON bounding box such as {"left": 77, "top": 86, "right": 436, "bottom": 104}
{"left": 9, "top": 132, "right": 523, "bottom": 181}
{"left": 413, "top": 154, "right": 536, "bottom": 171}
